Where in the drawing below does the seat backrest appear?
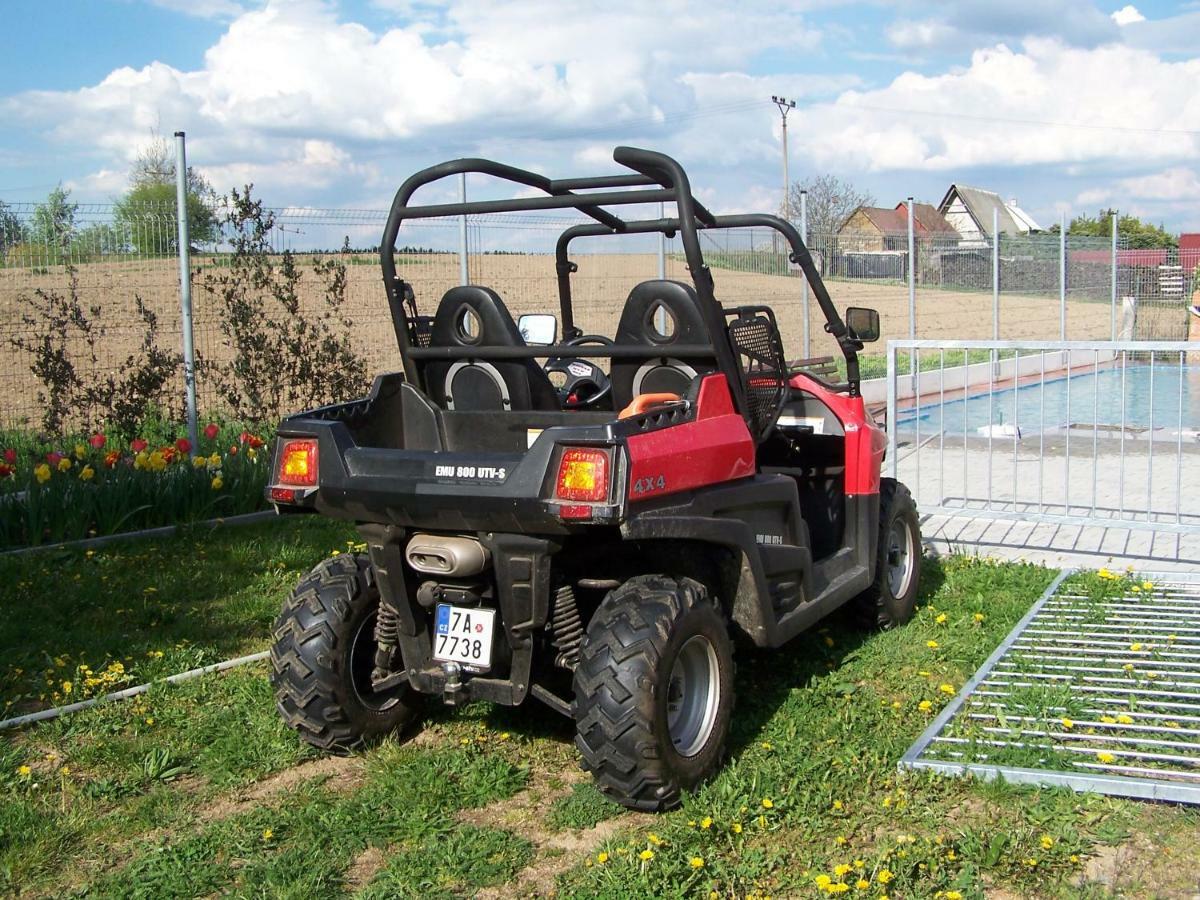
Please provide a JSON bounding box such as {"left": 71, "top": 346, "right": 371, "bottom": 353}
{"left": 423, "top": 286, "right": 559, "bottom": 412}
{"left": 610, "top": 280, "right": 718, "bottom": 409}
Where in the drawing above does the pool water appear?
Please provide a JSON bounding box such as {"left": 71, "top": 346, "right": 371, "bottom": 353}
{"left": 897, "top": 364, "right": 1200, "bottom": 435}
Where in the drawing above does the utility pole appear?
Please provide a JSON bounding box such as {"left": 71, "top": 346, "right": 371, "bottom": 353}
{"left": 772, "top": 96, "right": 796, "bottom": 222}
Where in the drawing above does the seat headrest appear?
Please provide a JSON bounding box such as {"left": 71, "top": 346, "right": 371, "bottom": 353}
{"left": 615, "top": 280, "right": 710, "bottom": 346}
{"left": 431, "top": 286, "right": 526, "bottom": 348}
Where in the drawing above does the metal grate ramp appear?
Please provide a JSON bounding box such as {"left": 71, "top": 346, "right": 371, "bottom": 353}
{"left": 901, "top": 570, "right": 1200, "bottom": 804}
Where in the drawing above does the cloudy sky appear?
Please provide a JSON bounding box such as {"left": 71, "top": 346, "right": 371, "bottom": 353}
{"left": 3, "top": 0, "right": 1199, "bottom": 234}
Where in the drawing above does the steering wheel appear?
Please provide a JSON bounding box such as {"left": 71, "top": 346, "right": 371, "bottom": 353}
{"left": 545, "top": 335, "right": 614, "bottom": 410}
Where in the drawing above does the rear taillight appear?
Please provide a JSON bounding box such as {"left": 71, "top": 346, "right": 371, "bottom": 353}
{"left": 554, "top": 447, "right": 610, "bottom": 502}
{"left": 277, "top": 439, "right": 318, "bottom": 486}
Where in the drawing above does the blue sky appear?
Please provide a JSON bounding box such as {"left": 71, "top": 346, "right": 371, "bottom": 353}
{"left": 2, "top": 0, "right": 1199, "bottom": 233}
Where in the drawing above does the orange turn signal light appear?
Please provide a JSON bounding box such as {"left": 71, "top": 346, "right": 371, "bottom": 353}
{"left": 554, "top": 447, "right": 609, "bottom": 503}
{"left": 277, "top": 439, "right": 318, "bottom": 486}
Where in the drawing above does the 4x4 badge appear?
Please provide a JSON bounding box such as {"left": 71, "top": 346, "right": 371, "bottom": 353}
{"left": 632, "top": 474, "right": 666, "bottom": 494}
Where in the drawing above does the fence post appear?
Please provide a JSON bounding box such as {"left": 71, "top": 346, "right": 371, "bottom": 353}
{"left": 458, "top": 173, "right": 468, "bottom": 286}
{"left": 1110, "top": 210, "right": 1118, "bottom": 341}
{"left": 1059, "top": 210, "right": 1067, "bottom": 340}
{"left": 657, "top": 201, "right": 666, "bottom": 279}
{"left": 992, "top": 206, "right": 1000, "bottom": 341}
{"left": 800, "top": 189, "right": 810, "bottom": 358}
{"left": 173, "top": 131, "right": 198, "bottom": 453}
{"left": 907, "top": 197, "right": 916, "bottom": 377}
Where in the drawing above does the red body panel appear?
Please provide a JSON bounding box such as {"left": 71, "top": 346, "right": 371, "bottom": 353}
{"left": 788, "top": 373, "right": 885, "bottom": 495}
{"left": 625, "top": 375, "right": 755, "bottom": 502}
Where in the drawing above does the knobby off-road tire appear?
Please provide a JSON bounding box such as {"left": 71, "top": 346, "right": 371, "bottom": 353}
{"left": 270, "top": 553, "right": 421, "bottom": 752}
{"left": 572, "top": 575, "right": 734, "bottom": 812}
{"left": 853, "top": 478, "right": 921, "bottom": 629}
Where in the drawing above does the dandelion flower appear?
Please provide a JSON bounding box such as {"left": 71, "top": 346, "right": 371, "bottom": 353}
{"left": 762, "top": 797, "right": 774, "bottom": 809}
{"left": 597, "top": 852, "right": 608, "bottom": 864}
{"left": 939, "top": 683, "right": 955, "bottom": 695}
{"left": 834, "top": 863, "right": 852, "bottom": 877}
{"left": 61, "top": 681, "right": 72, "bottom": 695}
{"left": 1100, "top": 715, "right": 1116, "bottom": 724}
{"left": 926, "top": 640, "right": 939, "bottom": 649}
{"left": 639, "top": 849, "right": 654, "bottom": 861}
{"left": 761, "top": 741, "right": 773, "bottom": 751}
{"left": 935, "top": 613, "right": 947, "bottom": 624}
{"left": 1061, "top": 718, "right": 1074, "bottom": 730}
{"left": 877, "top": 870, "right": 894, "bottom": 885}
{"left": 1142, "top": 581, "right": 1154, "bottom": 591}
{"left": 690, "top": 857, "right": 705, "bottom": 869}
{"left": 1096, "top": 751, "right": 1116, "bottom": 764}
{"left": 835, "top": 836, "right": 848, "bottom": 846}
{"left": 262, "top": 828, "right": 273, "bottom": 840}
{"left": 1040, "top": 835, "right": 1054, "bottom": 849}
{"left": 647, "top": 833, "right": 663, "bottom": 846}
{"left": 918, "top": 700, "right": 933, "bottom": 712}
{"left": 732, "top": 822, "right": 743, "bottom": 834}
{"left": 856, "top": 879, "right": 870, "bottom": 890}
{"left": 17, "top": 765, "right": 31, "bottom": 777}
{"left": 973, "top": 612, "right": 985, "bottom": 623}
{"left": 59, "top": 765, "right": 70, "bottom": 775}
{"left": 700, "top": 816, "right": 713, "bottom": 829}
{"left": 1117, "top": 714, "right": 1133, "bottom": 724}
{"left": 815, "top": 875, "right": 833, "bottom": 889}
{"left": 832, "top": 800, "right": 844, "bottom": 811}
{"left": 1166, "top": 721, "right": 1181, "bottom": 729}
{"left": 945, "top": 892, "right": 963, "bottom": 900}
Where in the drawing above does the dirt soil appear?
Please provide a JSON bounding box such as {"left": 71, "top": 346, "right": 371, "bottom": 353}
{"left": 0, "top": 253, "right": 1115, "bottom": 426}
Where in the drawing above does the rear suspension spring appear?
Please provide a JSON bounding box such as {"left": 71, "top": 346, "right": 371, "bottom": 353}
{"left": 550, "top": 584, "right": 584, "bottom": 671}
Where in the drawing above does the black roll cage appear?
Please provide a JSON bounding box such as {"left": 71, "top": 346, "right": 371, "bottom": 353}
{"left": 380, "top": 146, "right": 863, "bottom": 403}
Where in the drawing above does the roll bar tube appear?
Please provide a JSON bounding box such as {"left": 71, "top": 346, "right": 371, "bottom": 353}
{"left": 555, "top": 213, "right": 862, "bottom": 393}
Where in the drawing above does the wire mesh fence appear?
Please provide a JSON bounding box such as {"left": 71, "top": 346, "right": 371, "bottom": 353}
{"left": 1, "top": 198, "right": 1193, "bottom": 431}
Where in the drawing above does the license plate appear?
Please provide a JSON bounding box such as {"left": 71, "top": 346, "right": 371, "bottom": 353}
{"left": 433, "top": 604, "right": 495, "bottom": 669}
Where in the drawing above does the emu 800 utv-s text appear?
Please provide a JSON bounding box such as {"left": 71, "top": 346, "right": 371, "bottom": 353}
{"left": 266, "top": 147, "right": 921, "bottom": 811}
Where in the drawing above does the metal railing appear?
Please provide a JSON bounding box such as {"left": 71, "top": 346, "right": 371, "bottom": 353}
{"left": 885, "top": 339, "right": 1200, "bottom": 535}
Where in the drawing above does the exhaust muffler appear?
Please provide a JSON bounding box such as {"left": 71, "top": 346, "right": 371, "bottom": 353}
{"left": 405, "top": 533, "right": 490, "bottom": 577}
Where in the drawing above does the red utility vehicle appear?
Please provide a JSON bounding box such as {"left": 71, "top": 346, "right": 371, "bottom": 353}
{"left": 266, "top": 147, "right": 921, "bottom": 810}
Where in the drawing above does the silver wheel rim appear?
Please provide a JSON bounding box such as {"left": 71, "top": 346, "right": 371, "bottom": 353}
{"left": 666, "top": 635, "right": 721, "bottom": 758}
{"left": 886, "top": 517, "right": 915, "bottom": 597}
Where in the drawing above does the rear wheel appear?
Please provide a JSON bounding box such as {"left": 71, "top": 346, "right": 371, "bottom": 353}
{"left": 853, "top": 478, "right": 921, "bottom": 629}
{"left": 270, "top": 553, "right": 421, "bottom": 751}
{"left": 572, "top": 575, "right": 734, "bottom": 811}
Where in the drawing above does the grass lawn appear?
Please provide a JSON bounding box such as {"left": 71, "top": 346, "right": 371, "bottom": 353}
{"left": 2, "top": 520, "right": 1197, "bottom": 898}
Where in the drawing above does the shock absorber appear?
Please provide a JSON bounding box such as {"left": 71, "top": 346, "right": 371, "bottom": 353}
{"left": 372, "top": 599, "right": 400, "bottom": 681}
{"left": 550, "top": 583, "right": 584, "bottom": 671}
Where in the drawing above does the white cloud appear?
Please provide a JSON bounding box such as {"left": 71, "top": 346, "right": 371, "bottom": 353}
{"left": 886, "top": 19, "right": 956, "bottom": 51}
{"left": 1110, "top": 5, "right": 1145, "bottom": 26}
{"left": 1078, "top": 167, "right": 1200, "bottom": 205}
{"left": 790, "top": 39, "right": 1200, "bottom": 172}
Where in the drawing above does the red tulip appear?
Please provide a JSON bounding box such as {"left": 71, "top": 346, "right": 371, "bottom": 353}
{"left": 239, "top": 430, "right": 251, "bottom": 445}
{"left": 229, "top": 444, "right": 239, "bottom": 455}
{"left": 161, "top": 446, "right": 177, "bottom": 463}
{"left": 204, "top": 422, "right": 219, "bottom": 441}
{"left": 175, "top": 437, "right": 192, "bottom": 454}
{"left": 3, "top": 448, "right": 15, "bottom": 464}
{"left": 46, "top": 451, "right": 63, "bottom": 465}
{"left": 0, "top": 463, "right": 12, "bottom": 479}
{"left": 104, "top": 450, "right": 120, "bottom": 468}
{"left": 247, "top": 434, "right": 265, "bottom": 449}
{"left": 130, "top": 438, "right": 148, "bottom": 453}
{"left": 89, "top": 433, "right": 107, "bottom": 450}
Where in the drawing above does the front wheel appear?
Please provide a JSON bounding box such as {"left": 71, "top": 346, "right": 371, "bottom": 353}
{"left": 853, "top": 478, "right": 922, "bottom": 629}
{"left": 270, "top": 553, "right": 421, "bottom": 751}
{"left": 572, "top": 575, "right": 734, "bottom": 811}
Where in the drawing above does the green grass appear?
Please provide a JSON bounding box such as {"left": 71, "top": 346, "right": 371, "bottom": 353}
{"left": 1, "top": 522, "right": 1197, "bottom": 897}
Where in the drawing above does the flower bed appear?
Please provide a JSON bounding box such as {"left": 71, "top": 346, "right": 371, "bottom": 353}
{"left": 0, "top": 422, "right": 271, "bottom": 550}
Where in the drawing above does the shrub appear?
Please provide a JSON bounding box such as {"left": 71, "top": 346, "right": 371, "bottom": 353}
{"left": 199, "top": 187, "right": 369, "bottom": 423}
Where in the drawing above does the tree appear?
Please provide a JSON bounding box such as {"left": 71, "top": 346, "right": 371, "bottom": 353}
{"left": 0, "top": 200, "right": 23, "bottom": 255}
{"left": 787, "top": 174, "right": 875, "bottom": 238}
{"left": 113, "top": 134, "right": 218, "bottom": 254}
{"left": 1063, "top": 208, "right": 1177, "bottom": 249}
{"left": 30, "top": 184, "right": 77, "bottom": 255}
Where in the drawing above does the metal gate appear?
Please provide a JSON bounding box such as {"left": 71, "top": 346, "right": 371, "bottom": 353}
{"left": 885, "top": 340, "right": 1200, "bottom": 535}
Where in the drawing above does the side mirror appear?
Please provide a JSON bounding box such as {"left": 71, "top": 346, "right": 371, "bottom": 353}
{"left": 518, "top": 313, "right": 557, "bottom": 346}
{"left": 845, "top": 306, "right": 880, "bottom": 343}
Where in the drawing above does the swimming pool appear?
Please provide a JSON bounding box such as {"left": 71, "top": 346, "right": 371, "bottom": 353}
{"left": 896, "top": 364, "right": 1200, "bottom": 435}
